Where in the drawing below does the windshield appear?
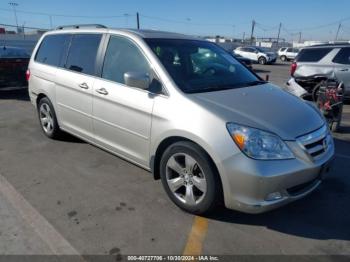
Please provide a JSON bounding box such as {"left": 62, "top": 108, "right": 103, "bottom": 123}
{"left": 145, "top": 39, "right": 262, "bottom": 93}
{"left": 255, "top": 47, "right": 270, "bottom": 53}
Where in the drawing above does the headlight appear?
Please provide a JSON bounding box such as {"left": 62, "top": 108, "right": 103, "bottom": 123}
{"left": 226, "top": 123, "right": 294, "bottom": 160}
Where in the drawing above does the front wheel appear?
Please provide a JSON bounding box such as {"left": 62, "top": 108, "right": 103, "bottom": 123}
{"left": 160, "top": 141, "right": 222, "bottom": 215}
{"left": 258, "top": 56, "right": 267, "bottom": 65}
{"left": 280, "top": 55, "right": 287, "bottom": 62}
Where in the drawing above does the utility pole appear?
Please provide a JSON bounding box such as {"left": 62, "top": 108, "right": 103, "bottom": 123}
{"left": 8, "top": 2, "right": 19, "bottom": 33}
{"left": 335, "top": 23, "right": 341, "bottom": 41}
{"left": 298, "top": 32, "right": 302, "bottom": 43}
{"left": 250, "top": 20, "right": 255, "bottom": 45}
{"left": 232, "top": 25, "right": 235, "bottom": 40}
{"left": 136, "top": 12, "right": 140, "bottom": 29}
{"left": 276, "top": 22, "right": 282, "bottom": 47}
{"left": 49, "top": 15, "right": 53, "bottom": 29}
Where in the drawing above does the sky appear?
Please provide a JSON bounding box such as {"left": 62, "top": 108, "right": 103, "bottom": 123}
{"left": 1, "top": 0, "right": 350, "bottom": 42}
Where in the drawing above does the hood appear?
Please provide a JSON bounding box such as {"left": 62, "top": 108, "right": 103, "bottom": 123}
{"left": 190, "top": 84, "right": 324, "bottom": 140}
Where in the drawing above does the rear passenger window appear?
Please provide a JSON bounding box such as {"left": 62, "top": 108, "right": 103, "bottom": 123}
{"left": 35, "top": 34, "right": 70, "bottom": 66}
{"left": 102, "top": 36, "right": 150, "bottom": 85}
{"left": 297, "top": 48, "right": 332, "bottom": 62}
{"left": 332, "top": 48, "right": 350, "bottom": 64}
{"left": 65, "top": 34, "right": 102, "bottom": 75}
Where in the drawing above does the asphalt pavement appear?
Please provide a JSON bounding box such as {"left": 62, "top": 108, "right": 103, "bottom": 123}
{"left": 0, "top": 62, "right": 349, "bottom": 259}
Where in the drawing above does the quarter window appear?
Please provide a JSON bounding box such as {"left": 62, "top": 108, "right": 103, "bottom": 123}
{"left": 65, "top": 34, "right": 102, "bottom": 75}
{"left": 102, "top": 35, "right": 151, "bottom": 85}
{"left": 35, "top": 34, "right": 70, "bottom": 66}
{"left": 332, "top": 48, "right": 350, "bottom": 65}
{"left": 296, "top": 48, "right": 332, "bottom": 62}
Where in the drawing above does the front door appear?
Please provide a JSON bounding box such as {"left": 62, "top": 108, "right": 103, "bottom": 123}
{"left": 92, "top": 35, "right": 155, "bottom": 167}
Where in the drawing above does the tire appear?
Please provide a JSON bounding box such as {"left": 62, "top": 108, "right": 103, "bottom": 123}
{"left": 160, "top": 141, "right": 222, "bottom": 215}
{"left": 280, "top": 55, "right": 287, "bottom": 62}
{"left": 258, "top": 56, "right": 267, "bottom": 65}
{"left": 37, "top": 97, "right": 61, "bottom": 139}
{"left": 331, "top": 105, "right": 343, "bottom": 133}
{"left": 312, "top": 82, "right": 322, "bottom": 102}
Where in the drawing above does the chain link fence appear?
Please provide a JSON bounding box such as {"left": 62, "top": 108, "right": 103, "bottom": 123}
{"left": 0, "top": 23, "right": 49, "bottom": 53}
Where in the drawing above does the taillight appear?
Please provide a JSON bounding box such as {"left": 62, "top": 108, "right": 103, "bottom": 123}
{"left": 26, "top": 69, "right": 30, "bottom": 81}
{"left": 290, "top": 62, "right": 297, "bottom": 76}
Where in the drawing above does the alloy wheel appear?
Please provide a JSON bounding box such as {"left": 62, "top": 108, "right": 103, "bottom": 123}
{"left": 39, "top": 103, "right": 54, "bottom": 134}
{"left": 165, "top": 153, "right": 207, "bottom": 206}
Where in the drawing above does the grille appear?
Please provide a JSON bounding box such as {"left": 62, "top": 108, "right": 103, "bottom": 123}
{"left": 297, "top": 125, "right": 329, "bottom": 159}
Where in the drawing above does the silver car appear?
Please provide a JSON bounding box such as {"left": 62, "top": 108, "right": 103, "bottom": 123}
{"left": 290, "top": 44, "right": 350, "bottom": 101}
{"left": 27, "top": 25, "right": 334, "bottom": 214}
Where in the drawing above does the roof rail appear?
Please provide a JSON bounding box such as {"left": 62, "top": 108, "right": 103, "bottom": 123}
{"left": 56, "top": 24, "right": 107, "bottom": 30}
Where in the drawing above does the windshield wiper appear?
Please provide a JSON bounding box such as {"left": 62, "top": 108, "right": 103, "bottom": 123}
{"left": 186, "top": 85, "right": 238, "bottom": 94}
{"left": 240, "top": 80, "right": 266, "bottom": 87}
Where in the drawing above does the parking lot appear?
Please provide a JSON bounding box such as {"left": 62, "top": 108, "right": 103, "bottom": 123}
{"left": 0, "top": 62, "right": 349, "bottom": 258}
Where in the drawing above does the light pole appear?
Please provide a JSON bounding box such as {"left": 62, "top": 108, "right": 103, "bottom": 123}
{"left": 232, "top": 25, "right": 236, "bottom": 41}
{"left": 124, "top": 13, "right": 131, "bottom": 27}
{"left": 186, "top": 18, "right": 191, "bottom": 34}
{"left": 8, "top": 2, "right": 19, "bottom": 33}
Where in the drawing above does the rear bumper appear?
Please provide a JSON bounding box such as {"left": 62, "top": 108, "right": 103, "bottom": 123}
{"left": 218, "top": 134, "right": 334, "bottom": 214}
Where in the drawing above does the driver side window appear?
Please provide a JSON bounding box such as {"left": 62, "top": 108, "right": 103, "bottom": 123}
{"left": 102, "top": 35, "right": 151, "bottom": 85}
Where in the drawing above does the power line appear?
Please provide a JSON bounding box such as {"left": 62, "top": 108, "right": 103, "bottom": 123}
{"left": 0, "top": 23, "right": 48, "bottom": 30}
{"left": 0, "top": 7, "right": 128, "bottom": 19}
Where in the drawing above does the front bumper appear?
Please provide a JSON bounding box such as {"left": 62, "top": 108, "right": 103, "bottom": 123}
{"left": 219, "top": 131, "right": 334, "bottom": 214}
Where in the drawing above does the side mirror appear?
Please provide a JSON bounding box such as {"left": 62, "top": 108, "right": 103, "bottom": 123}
{"left": 124, "top": 72, "right": 150, "bottom": 90}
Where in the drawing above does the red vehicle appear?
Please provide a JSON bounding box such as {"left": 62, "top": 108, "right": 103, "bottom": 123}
{"left": 0, "top": 46, "right": 30, "bottom": 90}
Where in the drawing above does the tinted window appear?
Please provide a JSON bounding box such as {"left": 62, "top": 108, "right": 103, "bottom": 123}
{"left": 245, "top": 48, "right": 256, "bottom": 53}
{"left": 296, "top": 48, "right": 332, "bottom": 62}
{"left": 65, "top": 34, "right": 102, "bottom": 75}
{"left": 35, "top": 34, "right": 69, "bottom": 66}
{"left": 102, "top": 36, "right": 151, "bottom": 85}
{"left": 146, "top": 39, "right": 261, "bottom": 93}
{"left": 332, "top": 48, "right": 350, "bottom": 65}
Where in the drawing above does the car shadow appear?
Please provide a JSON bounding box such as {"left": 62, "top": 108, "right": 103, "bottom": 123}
{"left": 56, "top": 132, "right": 86, "bottom": 144}
{"left": 253, "top": 69, "right": 271, "bottom": 74}
{"left": 0, "top": 88, "right": 30, "bottom": 101}
{"left": 205, "top": 137, "right": 350, "bottom": 241}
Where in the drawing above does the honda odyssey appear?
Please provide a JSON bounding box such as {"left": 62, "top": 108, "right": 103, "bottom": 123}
{"left": 27, "top": 25, "right": 334, "bottom": 214}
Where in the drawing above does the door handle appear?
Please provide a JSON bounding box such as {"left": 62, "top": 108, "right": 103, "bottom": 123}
{"left": 340, "top": 68, "right": 349, "bottom": 72}
{"left": 79, "top": 82, "right": 89, "bottom": 89}
{"left": 96, "top": 88, "right": 108, "bottom": 95}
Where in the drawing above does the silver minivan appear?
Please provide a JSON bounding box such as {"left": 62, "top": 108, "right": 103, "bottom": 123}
{"left": 28, "top": 25, "right": 334, "bottom": 214}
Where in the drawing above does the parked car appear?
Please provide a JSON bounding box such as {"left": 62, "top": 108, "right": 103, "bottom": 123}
{"left": 0, "top": 46, "right": 30, "bottom": 90}
{"left": 278, "top": 47, "right": 288, "bottom": 57}
{"left": 234, "top": 46, "right": 277, "bottom": 65}
{"left": 28, "top": 25, "right": 334, "bottom": 214}
{"left": 232, "top": 53, "right": 253, "bottom": 69}
{"left": 279, "top": 47, "right": 299, "bottom": 61}
{"left": 288, "top": 44, "right": 350, "bottom": 101}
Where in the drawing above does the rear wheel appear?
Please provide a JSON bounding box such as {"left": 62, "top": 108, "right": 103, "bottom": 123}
{"left": 312, "top": 82, "right": 322, "bottom": 102}
{"left": 280, "top": 55, "right": 287, "bottom": 62}
{"left": 330, "top": 105, "right": 343, "bottom": 132}
{"left": 258, "top": 56, "right": 267, "bottom": 65}
{"left": 160, "top": 141, "right": 222, "bottom": 215}
{"left": 38, "top": 97, "right": 61, "bottom": 139}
